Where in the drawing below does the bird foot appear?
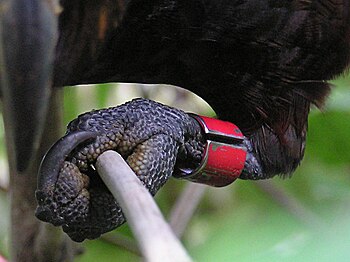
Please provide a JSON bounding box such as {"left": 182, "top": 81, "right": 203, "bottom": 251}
{"left": 35, "top": 98, "right": 205, "bottom": 241}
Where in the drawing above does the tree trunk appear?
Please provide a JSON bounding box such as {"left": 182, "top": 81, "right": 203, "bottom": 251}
{"left": 4, "top": 90, "right": 76, "bottom": 262}
{"left": 1, "top": 1, "right": 125, "bottom": 260}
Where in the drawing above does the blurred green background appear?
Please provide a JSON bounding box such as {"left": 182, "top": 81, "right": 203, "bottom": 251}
{"left": 0, "top": 73, "right": 349, "bottom": 261}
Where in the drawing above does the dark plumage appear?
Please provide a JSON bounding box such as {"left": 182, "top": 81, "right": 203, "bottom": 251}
{"left": 69, "top": 0, "right": 350, "bottom": 177}
{"left": 36, "top": 0, "right": 350, "bottom": 241}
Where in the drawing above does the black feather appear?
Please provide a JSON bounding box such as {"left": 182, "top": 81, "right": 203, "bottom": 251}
{"left": 58, "top": 0, "right": 350, "bottom": 178}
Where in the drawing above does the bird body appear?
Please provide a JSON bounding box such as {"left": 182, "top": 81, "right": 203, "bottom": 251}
{"left": 35, "top": 0, "right": 350, "bottom": 240}
{"left": 78, "top": 0, "right": 350, "bottom": 177}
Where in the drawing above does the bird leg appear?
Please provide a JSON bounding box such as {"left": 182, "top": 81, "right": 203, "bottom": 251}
{"left": 35, "top": 98, "right": 207, "bottom": 241}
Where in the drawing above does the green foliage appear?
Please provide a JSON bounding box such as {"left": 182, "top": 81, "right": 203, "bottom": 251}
{"left": 0, "top": 192, "right": 9, "bottom": 258}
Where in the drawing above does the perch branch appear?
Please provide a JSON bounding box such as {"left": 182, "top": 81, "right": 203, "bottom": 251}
{"left": 169, "top": 183, "right": 207, "bottom": 238}
{"left": 96, "top": 150, "right": 192, "bottom": 262}
{"left": 256, "top": 180, "right": 325, "bottom": 229}
{"left": 101, "top": 233, "right": 140, "bottom": 256}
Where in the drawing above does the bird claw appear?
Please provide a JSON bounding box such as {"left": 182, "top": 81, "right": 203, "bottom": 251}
{"left": 35, "top": 98, "right": 205, "bottom": 241}
{"left": 35, "top": 131, "right": 118, "bottom": 241}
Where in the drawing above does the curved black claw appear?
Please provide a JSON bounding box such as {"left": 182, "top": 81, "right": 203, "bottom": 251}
{"left": 37, "top": 131, "right": 98, "bottom": 192}
{"left": 35, "top": 98, "right": 205, "bottom": 242}
{"left": 35, "top": 131, "right": 97, "bottom": 226}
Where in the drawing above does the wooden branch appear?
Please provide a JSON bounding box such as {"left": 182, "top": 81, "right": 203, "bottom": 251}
{"left": 5, "top": 89, "right": 76, "bottom": 262}
{"left": 169, "top": 183, "right": 207, "bottom": 238}
{"left": 256, "top": 180, "right": 325, "bottom": 229}
{"left": 96, "top": 151, "right": 192, "bottom": 262}
{"left": 101, "top": 233, "right": 140, "bottom": 256}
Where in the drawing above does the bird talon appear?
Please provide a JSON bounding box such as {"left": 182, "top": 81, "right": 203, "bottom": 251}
{"left": 35, "top": 131, "right": 100, "bottom": 238}
{"left": 35, "top": 98, "right": 206, "bottom": 241}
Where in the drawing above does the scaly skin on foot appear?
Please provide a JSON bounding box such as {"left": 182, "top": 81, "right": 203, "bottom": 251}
{"left": 35, "top": 98, "right": 206, "bottom": 241}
